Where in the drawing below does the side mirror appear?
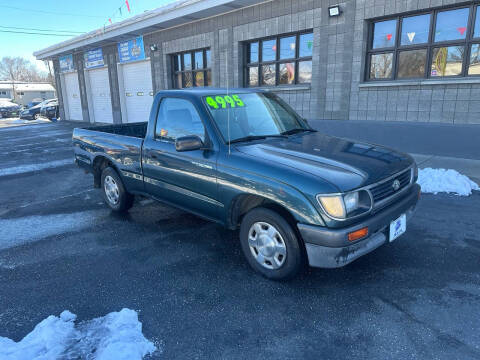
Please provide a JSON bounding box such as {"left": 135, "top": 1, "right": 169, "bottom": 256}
{"left": 175, "top": 135, "right": 204, "bottom": 152}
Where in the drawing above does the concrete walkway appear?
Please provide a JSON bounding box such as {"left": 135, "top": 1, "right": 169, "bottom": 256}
{"left": 311, "top": 119, "right": 480, "bottom": 160}
{"left": 311, "top": 119, "right": 480, "bottom": 184}
{"left": 411, "top": 154, "right": 480, "bottom": 183}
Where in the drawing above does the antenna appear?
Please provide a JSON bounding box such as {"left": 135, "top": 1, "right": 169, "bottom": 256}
{"left": 226, "top": 49, "right": 231, "bottom": 155}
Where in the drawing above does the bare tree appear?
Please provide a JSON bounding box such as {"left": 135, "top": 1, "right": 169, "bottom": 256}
{"left": 0, "top": 57, "right": 49, "bottom": 101}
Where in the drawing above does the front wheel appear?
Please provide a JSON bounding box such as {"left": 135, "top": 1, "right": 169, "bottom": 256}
{"left": 34, "top": 113, "right": 40, "bottom": 120}
{"left": 101, "top": 167, "right": 134, "bottom": 212}
{"left": 239, "top": 207, "right": 305, "bottom": 280}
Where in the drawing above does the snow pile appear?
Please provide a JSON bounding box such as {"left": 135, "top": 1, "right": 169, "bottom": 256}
{"left": 0, "top": 309, "right": 157, "bottom": 360}
{"left": 418, "top": 168, "right": 480, "bottom": 196}
{"left": 0, "top": 311, "right": 77, "bottom": 360}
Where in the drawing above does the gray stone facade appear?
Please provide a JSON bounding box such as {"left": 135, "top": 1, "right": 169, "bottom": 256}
{"left": 350, "top": 0, "right": 480, "bottom": 124}
{"left": 51, "top": 0, "right": 480, "bottom": 124}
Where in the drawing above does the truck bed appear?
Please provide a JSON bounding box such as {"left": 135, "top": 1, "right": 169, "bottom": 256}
{"left": 83, "top": 122, "right": 148, "bottom": 138}
{"left": 72, "top": 122, "right": 146, "bottom": 192}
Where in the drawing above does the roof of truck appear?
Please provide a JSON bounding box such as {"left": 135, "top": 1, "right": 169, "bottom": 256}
{"left": 156, "top": 88, "right": 266, "bottom": 97}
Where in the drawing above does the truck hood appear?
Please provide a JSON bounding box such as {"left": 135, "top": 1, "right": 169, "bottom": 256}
{"left": 235, "top": 132, "right": 413, "bottom": 192}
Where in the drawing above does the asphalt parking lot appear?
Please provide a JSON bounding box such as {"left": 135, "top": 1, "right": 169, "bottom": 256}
{"left": 1, "top": 120, "right": 479, "bottom": 359}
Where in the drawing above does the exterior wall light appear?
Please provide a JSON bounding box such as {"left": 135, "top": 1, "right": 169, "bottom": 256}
{"left": 149, "top": 44, "right": 158, "bottom": 52}
{"left": 328, "top": 5, "right": 341, "bottom": 17}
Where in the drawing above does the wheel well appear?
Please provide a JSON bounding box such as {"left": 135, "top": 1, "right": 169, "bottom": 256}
{"left": 92, "top": 156, "right": 114, "bottom": 188}
{"left": 229, "top": 194, "right": 298, "bottom": 231}
{"left": 229, "top": 194, "right": 307, "bottom": 258}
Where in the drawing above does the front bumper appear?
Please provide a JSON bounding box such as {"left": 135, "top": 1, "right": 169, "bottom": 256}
{"left": 298, "top": 183, "right": 420, "bottom": 268}
{"left": 20, "top": 112, "right": 33, "bottom": 119}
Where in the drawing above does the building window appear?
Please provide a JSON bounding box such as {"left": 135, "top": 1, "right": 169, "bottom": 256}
{"left": 17, "top": 92, "right": 24, "bottom": 96}
{"left": 172, "top": 48, "right": 211, "bottom": 88}
{"left": 245, "top": 31, "right": 313, "bottom": 87}
{"left": 367, "top": 4, "right": 480, "bottom": 80}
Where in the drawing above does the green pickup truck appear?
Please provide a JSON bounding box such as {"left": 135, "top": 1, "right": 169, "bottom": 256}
{"left": 73, "top": 88, "right": 420, "bottom": 280}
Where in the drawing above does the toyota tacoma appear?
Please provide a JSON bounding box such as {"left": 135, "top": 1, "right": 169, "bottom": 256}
{"left": 73, "top": 89, "right": 420, "bottom": 279}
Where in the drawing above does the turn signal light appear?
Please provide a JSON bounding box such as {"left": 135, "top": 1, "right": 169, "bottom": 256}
{"left": 348, "top": 227, "right": 368, "bottom": 242}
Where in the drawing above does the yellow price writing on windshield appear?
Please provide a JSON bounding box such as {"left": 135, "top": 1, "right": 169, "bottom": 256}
{"left": 205, "top": 95, "right": 245, "bottom": 109}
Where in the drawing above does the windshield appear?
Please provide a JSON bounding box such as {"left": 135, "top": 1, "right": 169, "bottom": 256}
{"left": 203, "top": 92, "right": 310, "bottom": 143}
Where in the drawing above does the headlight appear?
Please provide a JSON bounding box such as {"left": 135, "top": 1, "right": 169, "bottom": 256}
{"left": 317, "top": 195, "right": 346, "bottom": 218}
{"left": 317, "top": 190, "right": 372, "bottom": 220}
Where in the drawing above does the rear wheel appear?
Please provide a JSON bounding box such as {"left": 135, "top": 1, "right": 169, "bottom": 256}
{"left": 34, "top": 113, "right": 40, "bottom": 120}
{"left": 101, "top": 167, "right": 134, "bottom": 212}
{"left": 239, "top": 207, "right": 305, "bottom": 280}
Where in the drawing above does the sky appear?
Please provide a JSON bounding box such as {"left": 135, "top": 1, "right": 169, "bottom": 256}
{"left": 0, "top": 0, "right": 178, "bottom": 73}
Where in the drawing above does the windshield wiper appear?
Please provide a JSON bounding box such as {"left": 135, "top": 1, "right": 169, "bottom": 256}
{"left": 281, "top": 128, "right": 317, "bottom": 136}
{"left": 228, "top": 134, "right": 286, "bottom": 145}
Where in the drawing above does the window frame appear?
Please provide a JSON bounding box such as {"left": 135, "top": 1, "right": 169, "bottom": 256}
{"left": 171, "top": 48, "right": 211, "bottom": 89}
{"left": 244, "top": 30, "right": 314, "bottom": 87}
{"left": 366, "top": 3, "right": 480, "bottom": 81}
{"left": 154, "top": 96, "right": 207, "bottom": 143}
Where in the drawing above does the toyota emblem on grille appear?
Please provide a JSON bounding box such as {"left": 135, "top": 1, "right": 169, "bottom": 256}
{"left": 392, "top": 179, "right": 401, "bottom": 191}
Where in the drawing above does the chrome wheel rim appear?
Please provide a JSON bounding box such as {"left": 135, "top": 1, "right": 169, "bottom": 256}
{"left": 248, "top": 222, "right": 287, "bottom": 270}
{"left": 104, "top": 175, "right": 120, "bottom": 205}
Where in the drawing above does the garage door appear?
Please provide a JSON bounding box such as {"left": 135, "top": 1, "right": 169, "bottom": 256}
{"left": 121, "top": 60, "right": 153, "bottom": 123}
{"left": 88, "top": 67, "right": 113, "bottom": 123}
{"left": 64, "top": 72, "right": 83, "bottom": 121}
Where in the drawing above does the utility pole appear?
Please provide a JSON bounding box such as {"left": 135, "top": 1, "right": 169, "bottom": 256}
{"left": 45, "top": 60, "right": 54, "bottom": 86}
{"left": 9, "top": 68, "right": 16, "bottom": 103}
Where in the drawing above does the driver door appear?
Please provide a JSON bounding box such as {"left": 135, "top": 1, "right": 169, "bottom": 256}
{"left": 142, "top": 97, "right": 221, "bottom": 221}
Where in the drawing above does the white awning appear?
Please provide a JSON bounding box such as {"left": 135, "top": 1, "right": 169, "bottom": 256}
{"left": 34, "top": 0, "right": 265, "bottom": 60}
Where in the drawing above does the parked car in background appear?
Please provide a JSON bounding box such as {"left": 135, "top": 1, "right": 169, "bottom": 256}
{"left": 40, "top": 99, "right": 59, "bottom": 120}
{"left": 0, "top": 100, "right": 21, "bottom": 118}
{"left": 20, "top": 99, "right": 56, "bottom": 120}
{"left": 26, "top": 99, "right": 42, "bottom": 109}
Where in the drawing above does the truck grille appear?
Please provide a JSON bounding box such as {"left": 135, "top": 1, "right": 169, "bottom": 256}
{"left": 370, "top": 169, "right": 412, "bottom": 203}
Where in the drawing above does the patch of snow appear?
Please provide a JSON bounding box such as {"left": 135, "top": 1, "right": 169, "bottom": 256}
{"left": 0, "top": 159, "right": 72, "bottom": 177}
{"left": 0, "top": 118, "right": 50, "bottom": 129}
{"left": 0, "top": 263, "right": 16, "bottom": 270}
{"left": 0, "top": 210, "right": 102, "bottom": 250}
{"left": 418, "top": 168, "right": 480, "bottom": 196}
{"left": 0, "top": 308, "right": 157, "bottom": 360}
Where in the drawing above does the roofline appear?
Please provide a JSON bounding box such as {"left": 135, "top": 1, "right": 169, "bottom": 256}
{"left": 34, "top": 0, "right": 266, "bottom": 60}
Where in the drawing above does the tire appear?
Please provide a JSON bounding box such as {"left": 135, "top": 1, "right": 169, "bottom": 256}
{"left": 100, "top": 167, "right": 134, "bottom": 212}
{"left": 239, "top": 207, "right": 305, "bottom": 280}
{"left": 34, "top": 113, "right": 40, "bottom": 120}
